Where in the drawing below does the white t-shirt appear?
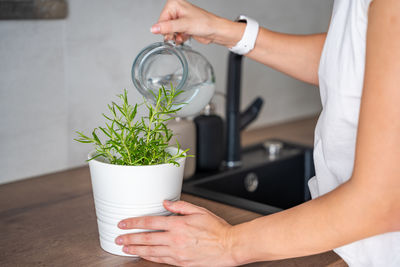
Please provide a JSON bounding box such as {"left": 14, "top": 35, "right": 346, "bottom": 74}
{"left": 308, "top": 0, "right": 400, "bottom": 266}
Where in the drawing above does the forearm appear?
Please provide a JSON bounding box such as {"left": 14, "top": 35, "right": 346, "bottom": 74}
{"left": 214, "top": 18, "right": 326, "bottom": 85}
{"left": 153, "top": 2, "right": 325, "bottom": 85}
{"left": 248, "top": 30, "right": 326, "bottom": 86}
{"left": 229, "top": 179, "right": 397, "bottom": 264}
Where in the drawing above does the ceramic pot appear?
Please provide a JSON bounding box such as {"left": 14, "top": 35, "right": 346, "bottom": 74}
{"left": 88, "top": 147, "right": 185, "bottom": 256}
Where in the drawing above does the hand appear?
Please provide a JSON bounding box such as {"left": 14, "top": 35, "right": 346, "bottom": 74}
{"left": 115, "top": 200, "right": 237, "bottom": 266}
{"left": 151, "top": 0, "right": 244, "bottom": 47}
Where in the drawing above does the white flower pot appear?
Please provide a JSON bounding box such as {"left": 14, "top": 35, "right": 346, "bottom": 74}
{"left": 88, "top": 147, "right": 185, "bottom": 257}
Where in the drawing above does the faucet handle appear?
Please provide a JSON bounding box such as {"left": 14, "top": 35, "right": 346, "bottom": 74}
{"left": 240, "top": 97, "right": 264, "bottom": 130}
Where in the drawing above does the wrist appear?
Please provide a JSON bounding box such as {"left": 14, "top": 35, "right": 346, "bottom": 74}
{"left": 226, "top": 223, "right": 253, "bottom": 265}
{"left": 225, "top": 224, "right": 241, "bottom": 265}
{"left": 212, "top": 17, "right": 246, "bottom": 48}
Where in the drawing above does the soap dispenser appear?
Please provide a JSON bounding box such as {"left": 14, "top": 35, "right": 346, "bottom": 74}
{"left": 194, "top": 102, "right": 224, "bottom": 171}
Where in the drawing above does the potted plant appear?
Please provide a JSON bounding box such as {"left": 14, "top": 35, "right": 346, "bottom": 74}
{"left": 74, "top": 86, "right": 189, "bottom": 256}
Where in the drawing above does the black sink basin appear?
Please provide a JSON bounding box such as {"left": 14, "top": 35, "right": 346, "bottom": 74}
{"left": 183, "top": 140, "right": 315, "bottom": 215}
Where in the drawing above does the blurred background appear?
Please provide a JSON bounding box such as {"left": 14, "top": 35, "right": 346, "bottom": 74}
{"left": 0, "top": 0, "right": 333, "bottom": 184}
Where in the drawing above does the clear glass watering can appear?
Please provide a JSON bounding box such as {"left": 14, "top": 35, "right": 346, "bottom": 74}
{"left": 132, "top": 42, "right": 216, "bottom": 117}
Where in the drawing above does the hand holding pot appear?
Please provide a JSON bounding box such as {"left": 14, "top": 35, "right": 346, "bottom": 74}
{"left": 116, "top": 200, "right": 237, "bottom": 266}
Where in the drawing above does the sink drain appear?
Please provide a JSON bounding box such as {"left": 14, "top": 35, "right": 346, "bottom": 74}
{"left": 244, "top": 172, "right": 259, "bottom": 192}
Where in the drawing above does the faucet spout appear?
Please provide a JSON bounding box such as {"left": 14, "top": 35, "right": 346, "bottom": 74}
{"left": 225, "top": 52, "right": 264, "bottom": 168}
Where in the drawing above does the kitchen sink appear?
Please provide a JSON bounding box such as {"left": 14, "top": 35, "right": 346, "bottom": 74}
{"left": 183, "top": 139, "right": 315, "bottom": 215}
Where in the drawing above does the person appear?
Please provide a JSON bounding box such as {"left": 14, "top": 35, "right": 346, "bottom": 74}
{"left": 114, "top": 0, "right": 400, "bottom": 266}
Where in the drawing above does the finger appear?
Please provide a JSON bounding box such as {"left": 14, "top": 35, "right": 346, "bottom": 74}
{"left": 141, "top": 256, "right": 177, "bottom": 265}
{"left": 164, "top": 33, "right": 174, "bottom": 42}
{"left": 116, "top": 231, "right": 171, "bottom": 246}
{"left": 118, "top": 215, "right": 172, "bottom": 230}
{"left": 150, "top": 23, "right": 161, "bottom": 34}
{"left": 175, "top": 33, "right": 184, "bottom": 45}
{"left": 175, "top": 33, "right": 192, "bottom": 45}
{"left": 164, "top": 200, "right": 206, "bottom": 215}
{"left": 180, "top": 33, "right": 191, "bottom": 43}
{"left": 158, "top": 0, "right": 180, "bottom": 23}
{"left": 123, "top": 245, "right": 171, "bottom": 257}
{"left": 155, "top": 18, "right": 189, "bottom": 35}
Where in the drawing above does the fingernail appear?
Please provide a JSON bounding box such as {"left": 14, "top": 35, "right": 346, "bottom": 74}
{"left": 164, "top": 200, "right": 173, "bottom": 206}
{"left": 115, "top": 237, "right": 123, "bottom": 245}
{"left": 123, "top": 246, "right": 129, "bottom": 253}
{"left": 118, "top": 221, "right": 127, "bottom": 228}
{"left": 150, "top": 24, "right": 160, "bottom": 33}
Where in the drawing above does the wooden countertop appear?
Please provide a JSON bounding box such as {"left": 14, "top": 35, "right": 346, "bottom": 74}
{"left": 0, "top": 116, "right": 347, "bottom": 267}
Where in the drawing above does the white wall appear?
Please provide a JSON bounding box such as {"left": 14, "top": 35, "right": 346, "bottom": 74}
{"left": 0, "top": 0, "right": 333, "bottom": 184}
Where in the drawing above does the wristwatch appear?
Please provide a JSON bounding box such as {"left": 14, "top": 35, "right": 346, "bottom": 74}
{"left": 229, "top": 15, "right": 259, "bottom": 55}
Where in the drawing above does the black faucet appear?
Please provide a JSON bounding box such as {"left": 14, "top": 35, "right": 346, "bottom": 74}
{"left": 225, "top": 52, "right": 264, "bottom": 168}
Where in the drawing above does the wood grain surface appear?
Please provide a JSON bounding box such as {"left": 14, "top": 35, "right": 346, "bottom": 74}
{"left": 0, "top": 116, "right": 347, "bottom": 267}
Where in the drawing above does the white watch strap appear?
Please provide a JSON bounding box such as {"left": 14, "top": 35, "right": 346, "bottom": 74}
{"left": 229, "top": 15, "right": 259, "bottom": 55}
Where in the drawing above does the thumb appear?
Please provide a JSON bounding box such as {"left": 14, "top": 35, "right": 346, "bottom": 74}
{"left": 151, "top": 18, "right": 189, "bottom": 35}
{"left": 163, "top": 200, "right": 205, "bottom": 215}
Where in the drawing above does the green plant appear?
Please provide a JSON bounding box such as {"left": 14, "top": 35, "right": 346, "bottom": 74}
{"left": 74, "top": 86, "right": 188, "bottom": 166}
